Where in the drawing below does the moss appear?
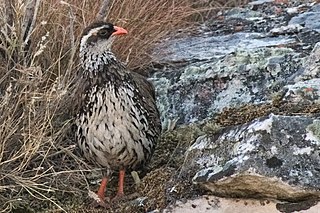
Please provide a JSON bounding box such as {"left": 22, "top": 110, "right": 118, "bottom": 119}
{"left": 215, "top": 101, "right": 320, "bottom": 127}
{"left": 137, "top": 167, "right": 175, "bottom": 211}
{"left": 202, "top": 121, "right": 222, "bottom": 136}
{"left": 307, "top": 120, "right": 320, "bottom": 141}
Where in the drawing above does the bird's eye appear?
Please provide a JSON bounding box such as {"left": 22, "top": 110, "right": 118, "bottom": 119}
{"left": 98, "top": 29, "right": 108, "bottom": 37}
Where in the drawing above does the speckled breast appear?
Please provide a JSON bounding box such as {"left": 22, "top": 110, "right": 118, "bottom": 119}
{"left": 76, "top": 82, "right": 155, "bottom": 171}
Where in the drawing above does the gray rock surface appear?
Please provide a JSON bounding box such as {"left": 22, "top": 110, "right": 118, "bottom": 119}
{"left": 183, "top": 114, "right": 320, "bottom": 201}
{"left": 151, "top": 48, "right": 303, "bottom": 126}
{"left": 163, "top": 195, "right": 320, "bottom": 213}
{"left": 152, "top": 32, "right": 295, "bottom": 63}
{"left": 150, "top": 1, "right": 320, "bottom": 127}
{"left": 289, "top": 4, "right": 320, "bottom": 33}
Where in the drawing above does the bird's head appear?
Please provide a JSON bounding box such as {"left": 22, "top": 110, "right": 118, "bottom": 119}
{"left": 79, "top": 21, "right": 128, "bottom": 71}
{"left": 80, "top": 21, "right": 127, "bottom": 54}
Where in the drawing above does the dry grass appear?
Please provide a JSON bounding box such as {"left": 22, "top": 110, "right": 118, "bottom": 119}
{"left": 0, "top": 0, "right": 247, "bottom": 212}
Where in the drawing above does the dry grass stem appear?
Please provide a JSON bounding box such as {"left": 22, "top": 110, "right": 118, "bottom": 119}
{"left": 96, "top": 0, "right": 110, "bottom": 21}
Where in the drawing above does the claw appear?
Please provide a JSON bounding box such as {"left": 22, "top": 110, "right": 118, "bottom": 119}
{"left": 112, "top": 192, "right": 124, "bottom": 202}
{"left": 90, "top": 199, "right": 110, "bottom": 208}
{"left": 88, "top": 190, "right": 110, "bottom": 208}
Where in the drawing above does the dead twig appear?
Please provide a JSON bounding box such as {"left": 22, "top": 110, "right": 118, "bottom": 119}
{"left": 22, "top": 0, "right": 41, "bottom": 63}
{"left": 4, "top": 0, "right": 14, "bottom": 28}
{"left": 96, "top": 0, "right": 110, "bottom": 21}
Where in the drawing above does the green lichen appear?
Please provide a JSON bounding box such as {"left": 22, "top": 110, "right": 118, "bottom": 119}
{"left": 307, "top": 120, "right": 320, "bottom": 141}
{"left": 202, "top": 121, "right": 222, "bottom": 136}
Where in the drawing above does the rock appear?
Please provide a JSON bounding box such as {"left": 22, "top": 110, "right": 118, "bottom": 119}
{"left": 296, "top": 42, "right": 320, "bottom": 80}
{"left": 249, "top": 0, "right": 274, "bottom": 6}
{"left": 151, "top": 47, "right": 303, "bottom": 126}
{"left": 289, "top": 5, "right": 320, "bottom": 33}
{"left": 181, "top": 114, "right": 320, "bottom": 201}
{"left": 152, "top": 31, "right": 296, "bottom": 63}
{"left": 283, "top": 78, "right": 320, "bottom": 104}
{"left": 147, "top": 0, "right": 320, "bottom": 212}
{"left": 163, "top": 195, "right": 320, "bottom": 213}
{"left": 270, "top": 24, "right": 304, "bottom": 35}
{"left": 150, "top": 1, "right": 320, "bottom": 128}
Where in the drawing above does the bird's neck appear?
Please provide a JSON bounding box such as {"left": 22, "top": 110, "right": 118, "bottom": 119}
{"left": 80, "top": 48, "right": 117, "bottom": 73}
{"left": 79, "top": 47, "right": 128, "bottom": 85}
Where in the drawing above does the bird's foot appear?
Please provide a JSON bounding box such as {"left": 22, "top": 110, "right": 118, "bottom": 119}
{"left": 111, "top": 192, "right": 125, "bottom": 202}
{"left": 88, "top": 190, "right": 110, "bottom": 208}
{"left": 90, "top": 199, "right": 110, "bottom": 208}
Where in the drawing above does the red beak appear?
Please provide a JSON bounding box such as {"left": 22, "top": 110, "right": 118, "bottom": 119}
{"left": 112, "top": 26, "right": 128, "bottom": 36}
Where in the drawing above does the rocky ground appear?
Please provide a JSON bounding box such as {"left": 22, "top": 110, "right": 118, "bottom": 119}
{"left": 148, "top": 0, "right": 320, "bottom": 212}
{"left": 11, "top": 0, "right": 320, "bottom": 212}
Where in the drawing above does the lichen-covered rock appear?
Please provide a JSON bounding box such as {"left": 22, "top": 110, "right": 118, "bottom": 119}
{"left": 150, "top": 1, "right": 320, "bottom": 128}
{"left": 182, "top": 114, "right": 320, "bottom": 201}
{"left": 163, "top": 195, "right": 320, "bottom": 213}
{"left": 296, "top": 42, "right": 320, "bottom": 81}
{"left": 283, "top": 78, "right": 320, "bottom": 104}
{"left": 151, "top": 48, "right": 303, "bottom": 127}
{"left": 146, "top": 1, "right": 320, "bottom": 212}
{"left": 289, "top": 4, "right": 320, "bottom": 33}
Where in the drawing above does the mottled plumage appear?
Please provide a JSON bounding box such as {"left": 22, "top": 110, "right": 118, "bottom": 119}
{"left": 75, "top": 21, "right": 161, "bottom": 205}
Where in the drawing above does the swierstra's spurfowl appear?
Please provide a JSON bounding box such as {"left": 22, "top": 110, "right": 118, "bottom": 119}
{"left": 75, "top": 21, "right": 161, "bottom": 207}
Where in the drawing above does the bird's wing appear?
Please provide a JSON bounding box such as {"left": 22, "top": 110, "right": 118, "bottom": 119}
{"left": 130, "top": 71, "right": 162, "bottom": 136}
{"left": 71, "top": 69, "right": 90, "bottom": 116}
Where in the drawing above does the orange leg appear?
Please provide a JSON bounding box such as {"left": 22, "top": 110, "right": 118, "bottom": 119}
{"left": 97, "top": 177, "right": 108, "bottom": 201}
{"left": 117, "top": 169, "right": 125, "bottom": 197}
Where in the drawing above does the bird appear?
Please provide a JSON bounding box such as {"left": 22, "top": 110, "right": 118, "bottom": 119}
{"left": 75, "top": 21, "right": 161, "bottom": 207}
